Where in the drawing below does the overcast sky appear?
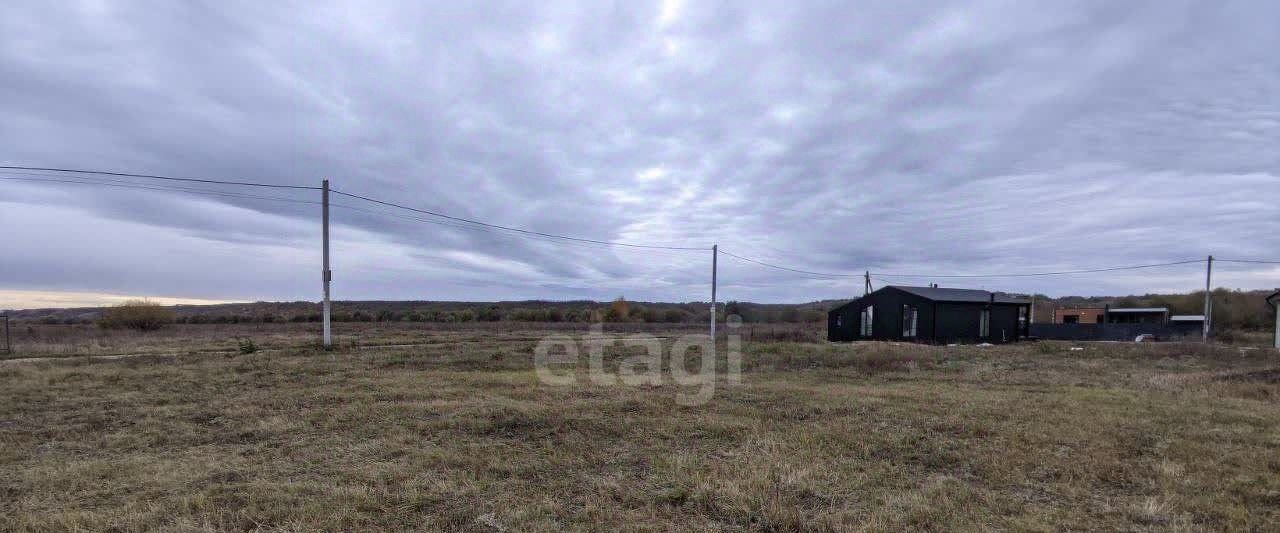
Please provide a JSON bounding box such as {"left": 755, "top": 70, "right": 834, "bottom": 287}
{"left": 1, "top": 1, "right": 1278, "bottom": 309}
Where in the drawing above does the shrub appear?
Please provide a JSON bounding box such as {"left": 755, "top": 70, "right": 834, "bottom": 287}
{"left": 238, "top": 338, "right": 258, "bottom": 354}
{"left": 1035, "top": 341, "right": 1066, "bottom": 354}
{"left": 98, "top": 300, "right": 175, "bottom": 331}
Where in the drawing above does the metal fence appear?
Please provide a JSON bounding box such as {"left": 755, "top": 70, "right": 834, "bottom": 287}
{"left": 1029, "top": 323, "right": 1202, "bottom": 342}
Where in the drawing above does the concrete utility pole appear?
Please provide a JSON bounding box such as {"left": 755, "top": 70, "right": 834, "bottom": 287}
{"left": 322, "top": 179, "right": 332, "bottom": 348}
{"left": 1270, "top": 290, "right": 1280, "bottom": 349}
{"left": 710, "top": 244, "right": 718, "bottom": 340}
{"left": 1202, "top": 255, "right": 1213, "bottom": 343}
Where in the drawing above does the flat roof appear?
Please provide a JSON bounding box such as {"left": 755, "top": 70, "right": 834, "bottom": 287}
{"left": 1107, "top": 308, "right": 1168, "bottom": 313}
{"left": 891, "top": 286, "right": 1029, "bottom": 304}
{"left": 1170, "top": 315, "right": 1205, "bottom": 321}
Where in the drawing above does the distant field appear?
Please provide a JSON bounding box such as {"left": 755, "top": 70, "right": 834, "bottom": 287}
{"left": 2, "top": 325, "right": 1278, "bottom": 531}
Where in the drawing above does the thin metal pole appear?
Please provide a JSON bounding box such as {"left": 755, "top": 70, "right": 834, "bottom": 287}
{"left": 710, "top": 244, "right": 718, "bottom": 339}
{"left": 864, "top": 271, "right": 871, "bottom": 295}
{"left": 1202, "top": 255, "right": 1212, "bottom": 343}
{"left": 322, "top": 179, "right": 332, "bottom": 348}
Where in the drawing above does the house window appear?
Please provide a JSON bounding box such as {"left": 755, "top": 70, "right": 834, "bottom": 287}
{"left": 980, "top": 309, "right": 990, "bottom": 337}
{"left": 1063, "top": 315, "right": 1079, "bottom": 324}
{"left": 860, "top": 305, "right": 874, "bottom": 337}
{"left": 836, "top": 315, "right": 842, "bottom": 327}
{"left": 902, "top": 305, "right": 918, "bottom": 338}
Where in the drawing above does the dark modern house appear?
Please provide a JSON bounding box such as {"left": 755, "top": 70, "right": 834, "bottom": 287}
{"left": 828, "top": 286, "right": 1031, "bottom": 344}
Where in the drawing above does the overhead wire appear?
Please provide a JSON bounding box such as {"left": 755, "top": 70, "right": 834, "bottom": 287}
{"left": 871, "top": 259, "right": 1207, "bottom": 279}
{"left": 329, "top": 202, "right": 705, "bottom": 262}
{"left": 718, "top": 249, "right": 863, "bottom": 279}
{"left": 4, "top": 165, "right": 1273, "bottom": 284}
{"left": 1217, "top": 258, "right": 1280, "bottom": 265}
{"left": 330, "top": 188, "right": 710, "bottom": 251}
{"left": 0, "top": 165, "right": 318, "bottom": 190}
{"left": 0, "top": 174, "right": 320, "bottom": 206}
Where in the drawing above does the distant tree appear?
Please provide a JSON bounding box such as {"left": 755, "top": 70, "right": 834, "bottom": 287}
{"left": 98, "top": 299, "right": 175, "bottom": 331}
{"left": 723, "top": 301, "right": 742, "bottom": 319}
{"left": 663, "top": 309, "right": 687, "bottom": 323}
{"left": 605, "top": 297, "right": 630, "bottom": 322}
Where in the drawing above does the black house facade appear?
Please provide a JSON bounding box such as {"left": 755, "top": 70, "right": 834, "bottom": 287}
{"left": 828, "top": 286, "right": 1031, "bottom": 344}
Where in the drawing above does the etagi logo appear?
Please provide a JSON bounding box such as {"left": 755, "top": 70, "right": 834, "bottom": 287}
{"left": 533, "top": 317, "right": 743, "bottom": 406}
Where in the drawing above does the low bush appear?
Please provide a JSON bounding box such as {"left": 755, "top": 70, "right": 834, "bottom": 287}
{"left": 238, "top": 338, "right": 258, "bottom": 354}
{"left": 97, "top": 300, "right": 175, "bottom": 331}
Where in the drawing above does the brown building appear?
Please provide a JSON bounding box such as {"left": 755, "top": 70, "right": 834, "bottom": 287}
{"left": 1054, "top": 307, "right": 1106, "bottom": 324}
{"left": 1053, "top": 306, "right": 1170, "bottom": 325}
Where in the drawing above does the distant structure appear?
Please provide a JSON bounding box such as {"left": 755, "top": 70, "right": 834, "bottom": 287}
{"left": 1106, "top": 307, "right": 1170, "bottom": 324}
{"left": 1053, "top": 307, "right": 1106, "bottom": 324}
{"left": 1053, "top": 305, "right": 1169, "bottom": 325}
{"left": 828, "top": 286, "right": 1030, "bottom": 344}
{"left": 1268, "top": 290, "right": 1280, "bottom": 349}
{"left": 1039, "top": 305, "right": 1204, "bottom": 341}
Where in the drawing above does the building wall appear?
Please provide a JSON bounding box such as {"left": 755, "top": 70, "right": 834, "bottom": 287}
{"left": 828, "top": 289, "right": 934, "bottom": 342}
{"left": 1031, "top": 323, "right": 1200, "bottom": 341}
{"left": 1106, "top": 312, "right": 1166, "bottom": 324}
{"left": 934, "top": 302, "right": 1021, "bottom": 344}
{"left": 1054, "top": 307, "right": 1106, "bottom": 324}
{"left": 827, "top": 300, "right": 859, "bottom": 341}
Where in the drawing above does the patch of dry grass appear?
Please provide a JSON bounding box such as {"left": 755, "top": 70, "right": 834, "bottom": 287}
{"left": 2, "top": 329, "right": 1279, "bottom": 531}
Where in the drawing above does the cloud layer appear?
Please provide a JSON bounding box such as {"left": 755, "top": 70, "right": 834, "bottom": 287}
{"left": 2, "top": 1, "right": 1278, "bottom": 307}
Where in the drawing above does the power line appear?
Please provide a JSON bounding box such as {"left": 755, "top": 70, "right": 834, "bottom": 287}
{"left": 0, "top": 175, "right": 320, "bottom": 206}
{"left": 871, "top": 259, "right": 1207, "bottom": 279}
{"left": 718, "top": 249, "right": 862, "bottom": 278}
{"left": 1217, "top": 258, "right": 1280, "bottom": 265}
{"left": 720, "top": 247, "right": 1207, "bottom": 280}
{"left": 872, "top": 259, "right": 1206, "bottom": 279}
{"left": 0, "top": 165, "right": 318, "bottom": 190}
{"left": 331, "top": 202, "right": 704, "bottom": 261}
{"left": 5, "top": 165, "right": 1270, "bottom": 278}
{"left": 330, "top": 188, "right": 709, "bottom": 251}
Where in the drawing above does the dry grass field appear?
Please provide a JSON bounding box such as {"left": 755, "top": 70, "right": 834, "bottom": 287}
{"left": 3, "top": 324, "right": 1279, "bottom": 531}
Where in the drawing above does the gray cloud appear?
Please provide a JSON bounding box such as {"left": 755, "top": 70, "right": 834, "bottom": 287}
{"left": 1, "top": 0, "right": 1278, "bottom": 306}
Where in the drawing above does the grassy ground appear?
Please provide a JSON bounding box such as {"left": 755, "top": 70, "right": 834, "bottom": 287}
{"left": 2, "top": 326, "right": 1279, "bottom": 531}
